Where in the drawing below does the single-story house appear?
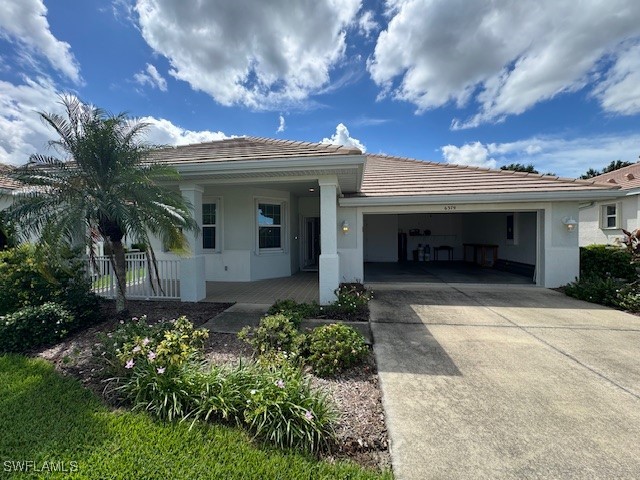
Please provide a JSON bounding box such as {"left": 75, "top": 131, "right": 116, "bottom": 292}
{"left": 579, "top": 162, "right": 640, "bottom": 246}
{"left": 139, "top": 137, "right": 622, "bottom": 303}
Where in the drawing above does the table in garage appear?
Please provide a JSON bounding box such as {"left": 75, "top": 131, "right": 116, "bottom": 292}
{"left": 463, "top": 243, "right": 498, "bottom": 267}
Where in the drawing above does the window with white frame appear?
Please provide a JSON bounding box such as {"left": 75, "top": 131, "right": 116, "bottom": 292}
{"left": 202, "top": 203, "right": 217, "bottom": 249}
{"left": 257, "top": 202, "right": 283, "bottom": 250}
{"left": 601, "top": 203, "right": 620, "bottom": 229}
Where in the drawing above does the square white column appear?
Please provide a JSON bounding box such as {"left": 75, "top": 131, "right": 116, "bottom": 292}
{"left": 179, "top": 184, "right": 206, "bottom": 302}
{"left": 319, "top": 178, "right": 339, "bottom": 304}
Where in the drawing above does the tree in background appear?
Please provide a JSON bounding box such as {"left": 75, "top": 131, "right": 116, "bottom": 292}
{"left": 500, "top": 163, "right": 538, "bottom": 173}
{"left": 5, "top": 95, "right": 197, "bottom": 313}
{"left": 580, "top": 160, "right": 634, "bottom": 180}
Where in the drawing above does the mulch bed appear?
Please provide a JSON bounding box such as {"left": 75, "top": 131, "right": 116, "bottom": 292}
{"left": 36, "top": 299, "right": 390, "bottom": 471}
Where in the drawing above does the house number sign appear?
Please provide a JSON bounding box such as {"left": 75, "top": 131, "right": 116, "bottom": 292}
{"left": 443, "top": 205, "right": 456, "bottom": 211}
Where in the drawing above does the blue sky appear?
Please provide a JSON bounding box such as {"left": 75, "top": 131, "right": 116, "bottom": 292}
{"left": 1, "top": 0, "right": 639, "bottom": 177}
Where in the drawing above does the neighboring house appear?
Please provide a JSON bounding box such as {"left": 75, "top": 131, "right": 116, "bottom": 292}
{"left": 0, "top": 163, "right": 18, "bottom": 250}
{"left": 140, "top": 137, "right": 621, "bottom": 303}
{"left": 579, "top": 162, "right": 640, "bottom": 246}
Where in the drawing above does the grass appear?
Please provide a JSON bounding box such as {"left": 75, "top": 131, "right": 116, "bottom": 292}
{"left": 92, "top": 267, "right": 146, "bottom": 290}
{"left": 0, "top": 355, "right": 392, "bottom": 479}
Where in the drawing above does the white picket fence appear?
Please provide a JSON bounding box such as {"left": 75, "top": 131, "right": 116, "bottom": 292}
{"left": 88, "top": 252, "right": 180, "bottom": 300}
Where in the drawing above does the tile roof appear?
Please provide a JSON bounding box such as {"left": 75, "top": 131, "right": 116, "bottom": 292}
{"left": 588, "top": 162, "right": 640, "bottom": 190}
{"left": 0, "top": 163, "right": 19, "bottom": 191}
{"left": 149, "top": 136, "right": 363, "bottom": 164}
{"left": 355, "top": 155, "right": 620, "bottom": 197}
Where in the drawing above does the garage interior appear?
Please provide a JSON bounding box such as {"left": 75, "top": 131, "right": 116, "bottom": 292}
{"left": 363, "top": 212, "right": 537, "bottom": 284}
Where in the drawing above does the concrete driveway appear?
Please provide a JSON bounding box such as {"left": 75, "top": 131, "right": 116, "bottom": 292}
{"left": 370, "top": 284, "right": 640, "bottom": 479}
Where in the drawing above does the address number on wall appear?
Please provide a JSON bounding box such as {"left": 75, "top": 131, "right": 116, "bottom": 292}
{"left": 443, "top": 205, "right": 456, "bottom": 211}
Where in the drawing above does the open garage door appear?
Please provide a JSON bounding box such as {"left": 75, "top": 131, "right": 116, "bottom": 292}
{"left": 363, "top": 211, "right": 538, "bottom": 285}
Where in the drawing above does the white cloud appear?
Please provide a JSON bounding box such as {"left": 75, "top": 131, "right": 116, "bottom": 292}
{"left": 441, "top": 134, "right": 640, "bottom": 177}
{"left": 441, "top": 142, "right": 497, "bottom": 169}
{"left": 321, "top": 123, "right": 366, "bottom": 152}
{"left": 134, "top": 0, "right": 361, "bottom": 109}
{"left": 0, "top": 0, "right": 81, "bottom": 83}
{"left": 592, "top": 42, "right": 640, "bottom": 115}
{"left": 358, "top": 10, "right": 378, "bottom": 38}
{"left": 0, "top": 76, "right": 63, "bottom": 165}
{"left": 140, "top": 117, "right": 231, "bottom": 146}
{"left": 368, "top": 0, "right": 640, "bottom": 127}
{"left": 276, "top": 115, "right": 285, "bottom": 133}
{"left": 134, "top": 63, "right": 168, "bottom": 91}
{"left": 0, "top": 76, "right": 232, "bottom": 165}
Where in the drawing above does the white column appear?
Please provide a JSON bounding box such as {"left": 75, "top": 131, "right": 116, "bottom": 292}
{"left": 179, "top": 184, "right": 206, "bottom": 302}
{"left": 319, "top": 178, "right": 340, "bottom": 304}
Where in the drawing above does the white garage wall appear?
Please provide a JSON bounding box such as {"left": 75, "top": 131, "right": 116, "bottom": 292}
{"left": 398, "top": 213, "right": 464, "bottom": 260}
{"left": 363, "top": 214, "right": 398, "bottom": 262}
{"left": 462, "top": 212, "right": 537, "bottom": 265}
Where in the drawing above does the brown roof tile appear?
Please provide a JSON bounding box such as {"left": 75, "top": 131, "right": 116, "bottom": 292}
{"left": 149, "top": 136, "right": 363, "bottom": 164}
{"left": 589, "top": 162, "right": 640, "bottom": 190}
{"left": 0, "top": 163, "right": 19, "bottom": 191}
{"left": 356, "top": 155, "right": 619, "bottom": 197}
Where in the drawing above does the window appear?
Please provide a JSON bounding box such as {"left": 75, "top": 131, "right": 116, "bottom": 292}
{"left": 202, "top": 203, "right": 217, "bottom": 249}
{"left": 257, "top": 202, "right": 283, "bottom": 250}
{"left": 601, "top": 203, "right": 620, "bottom": 229}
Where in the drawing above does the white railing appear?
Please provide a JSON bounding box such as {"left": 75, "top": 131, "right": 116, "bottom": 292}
{"left": 88, "top": 252, "right": 180, "bottom": 300}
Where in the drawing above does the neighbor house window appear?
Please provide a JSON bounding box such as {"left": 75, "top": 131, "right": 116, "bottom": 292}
{"left": 257, "top": 202, "right": 283, "bottom": 250}
{"left": 202, "top": 203, "right": 217, "bottom": 249}
{"left": 601, "top": 203, "right": 620, "bottom": 229}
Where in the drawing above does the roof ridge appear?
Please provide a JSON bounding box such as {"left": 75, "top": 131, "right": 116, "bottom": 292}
{"left": 366, "top": 154, "right": 612, "bottom": 187}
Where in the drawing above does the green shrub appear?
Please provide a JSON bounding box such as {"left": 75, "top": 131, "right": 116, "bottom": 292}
{"left": 0, "top": 302, "right": 75, "bottom": 353}
{"left": 580, "top": 245, "right": 636, "bottom": 281}
{"left": 306, "top": 324, "right": 369, "bottom": 377}
{"left": 564, "top": 275, "right": 623, "bottom": 307}
{"left": 118, "top": 355, "right": 204, "bottom": 421}
{"left": 615, "top": 282, "right": 640, "bottom": 312}
{"left": 238, "top": 314, "right": 303, "bottom": 357}
{"left": 268, "top": 299, "right": 320, "bottom": 326}
{"left": 242, "top": 359, "right": 337, "bottom": 452}
{"left": 95, "top": 315, "right": 208, "bottom": 380}
{"left": 0, "top": 244, "right": 99, "bottom": 326}
{"left": 332, "top": 283, "right": 372, "bottom": 316}
{"left": 118, "top": 354, "right": 337, "bottom": 452}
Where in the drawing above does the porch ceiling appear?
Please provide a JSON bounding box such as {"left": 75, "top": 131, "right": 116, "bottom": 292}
{"left": 178, "top": 167, "right": 361, "bottom": 194}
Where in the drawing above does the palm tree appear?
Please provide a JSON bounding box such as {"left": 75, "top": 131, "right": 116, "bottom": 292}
{"left": 5, "top": 95, "right": 198, "bottom": 312}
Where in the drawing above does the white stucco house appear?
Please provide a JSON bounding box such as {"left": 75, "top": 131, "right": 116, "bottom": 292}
{"left": 137, "top": 137, "right": 622, "bottom": 304}
{"left": 579, "top": 162, "right": 640, "bottom": 247}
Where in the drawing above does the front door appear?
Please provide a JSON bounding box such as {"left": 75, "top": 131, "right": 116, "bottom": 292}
{"left": 302, "top": 217, "right": 320, "bottom": 270}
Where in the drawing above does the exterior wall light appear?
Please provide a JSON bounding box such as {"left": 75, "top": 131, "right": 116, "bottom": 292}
{"left": 562, "top": 216, "right": 578, "bottom": 232}
{"left": 341, "top": 220, "right": 350, "bottom": 234}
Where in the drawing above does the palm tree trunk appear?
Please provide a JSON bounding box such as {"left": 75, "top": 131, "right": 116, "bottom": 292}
{"left": 112, "top": 240, "right": 127, "bottom": 313}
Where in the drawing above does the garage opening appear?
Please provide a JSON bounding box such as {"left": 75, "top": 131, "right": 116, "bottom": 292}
{"left": 363, "top": 212, "right": 537, "bottom": 284}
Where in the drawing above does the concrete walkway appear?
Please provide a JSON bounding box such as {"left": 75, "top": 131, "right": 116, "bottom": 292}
{"left": 371, "top": 284, "right": 640, "bottom": 479}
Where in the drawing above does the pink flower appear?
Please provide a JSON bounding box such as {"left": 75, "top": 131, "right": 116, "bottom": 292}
{"left": 304, "top": 410, "right": 314, "bottom": 421}
{"left": 132, "top": 345, "right": 141, "bottom": 353}
{"left": 147, "top": 351, "right": 156, "bottom": 361}
{"left": 131, "top": 316, "right": 138, "bottom": 321}
{"left": 157, "top": 367, "right": 165, "bottom": 374}
{"left": 142, "top": 337, "right": 150, "bottom": 346}
{"left": 275, "top": 379, "right": 285, "bottom": 389}
{"left": 125, "top": 359, "right": 134, "bottom": 369}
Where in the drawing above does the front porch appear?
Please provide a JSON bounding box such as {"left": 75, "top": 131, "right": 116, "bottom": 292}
{"left": 203, "top": 272, "right": 319, "bottom": 304}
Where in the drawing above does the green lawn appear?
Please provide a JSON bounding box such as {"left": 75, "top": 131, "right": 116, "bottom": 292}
{"left": 92, "top": 268, "right": 146, "bottom": 290}
{"left": 0, "top": 355, "right": 392, "bottom": 479}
